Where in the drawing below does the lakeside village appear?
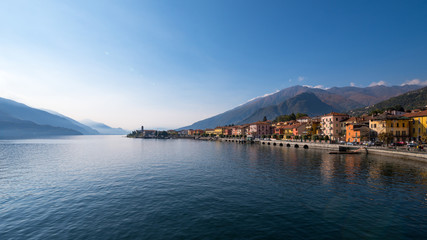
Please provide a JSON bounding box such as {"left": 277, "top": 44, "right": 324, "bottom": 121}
{"left": 128, "top": 108, "right": 427, "bottom": 150}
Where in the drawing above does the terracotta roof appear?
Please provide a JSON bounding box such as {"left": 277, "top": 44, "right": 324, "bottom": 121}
{"left": 341, "top": 117, "right": 358, "bottom": 123}
{"left": 323, "top": 112, "right": 349, "bottom": 117}
{"left": 250, "top": 121, "right": 271, "bottom": 125}
{"left": 372, "top": 113, "right": 409, "bottom": 120}
{"left": 403, "top": 110, "right": 427, "bottom": 118}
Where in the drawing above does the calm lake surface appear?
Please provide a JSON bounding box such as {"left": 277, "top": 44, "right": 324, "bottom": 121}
{"left": 1, "top": 136, "right": 426, "bottom": 239}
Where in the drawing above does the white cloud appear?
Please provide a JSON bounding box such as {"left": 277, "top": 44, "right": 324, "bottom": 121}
{"left": 401, "top": 78, "right": 427, "bottom": 86}
{"left": 243, "top": 90, "right": 280, "bottom": 104}
{"left": 369, "top": 81, "right": 386, "bottom": 87}
{"left": 298, "top": 76, "right": 305, "bottom": 82}
{"left": 303, "top": 85, "right": 329, "bottom": 90}
{"left": 350, "top": 82, "right": 355, "bottom": 87}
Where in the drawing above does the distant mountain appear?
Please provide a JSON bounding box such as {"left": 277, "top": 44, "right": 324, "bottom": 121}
{"left": 349, "top": 86, "right": 427, "bottom": 116}
{"left": 238, "top": 92, "right": 337, "bottom": 124}
{"left": 0, "top": 112, "right": 82, "bottom": 139}
{"left": 81, "top": 119, "right": 128, "bottom": 135}
{"left": 327, "top": 85, "right": 420, "bottom": 106}
{"left": 0, "top": 97, "right": 98, "bottom": 135}
{"left": 179, "top": 85, "right": 423, "bottom": 130}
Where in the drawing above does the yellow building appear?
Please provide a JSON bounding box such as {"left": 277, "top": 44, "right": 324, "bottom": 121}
{"left": 307, "top": 119, "right": 321, "bottom": 136}
{"left": 205, "top": 129, "right": 216, "bottom": 136}
{"left": 283, "top": 125, "right": 294, "bottom": 139}
{"left": 369, "top": 113, "right": 410, "bottom": 143}
{"left": 214, "top": 127, "right": 224, "bottom": 136}
{"left": 404, "top": 110, "right": 427, "bottom": 142}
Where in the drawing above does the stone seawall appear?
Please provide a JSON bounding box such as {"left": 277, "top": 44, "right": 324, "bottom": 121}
{"left": 219, "top": 138, "right": 427, "bottom": 163}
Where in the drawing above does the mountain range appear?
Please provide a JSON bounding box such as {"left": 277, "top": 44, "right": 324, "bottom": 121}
{"left": 179, "top": 85, "right": 422, "bottom": 130}
{"left": 349, "top": 86, "right": 427, "bottom": 116}
{"left": 0, "top": 97, "right": 126, "bottom": 139}
{"left": 81, "top": 119, "right": 128, "bottom": 135}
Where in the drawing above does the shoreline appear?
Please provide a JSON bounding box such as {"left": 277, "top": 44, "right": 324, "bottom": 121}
{"left": 218, "top": 138, "right": 427, "bottom": 163}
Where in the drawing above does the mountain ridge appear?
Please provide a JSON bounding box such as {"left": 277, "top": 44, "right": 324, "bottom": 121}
{"left": 0, "top": 97, "right": 98, "bottom": 135}
{"left": 179, "top": 84, "right": 423, "bottom": 130}
{"left": 349, "top": 86, "right": 427, "bottom": 116}
{"left": 81, "top": 119, "right": 128, "bottom": 135}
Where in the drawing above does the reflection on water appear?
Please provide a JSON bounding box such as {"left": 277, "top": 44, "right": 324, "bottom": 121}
{"left": 0, "top": 136, "right": 426, "bottom": 239}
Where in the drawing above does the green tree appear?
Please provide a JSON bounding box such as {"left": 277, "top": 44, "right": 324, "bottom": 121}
{"left": 378, "top": 132, "right": 393, "bottom": 145}
{"left": 263, "top": 116, "right": 267, "bottom": 121}
{"left": 296, "top": 113, "right": 308, "bottom": 119}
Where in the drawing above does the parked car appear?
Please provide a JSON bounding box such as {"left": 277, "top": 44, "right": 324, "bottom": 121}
{"left": 346, "top": 142, "right": 355, "bottom": 145}
{"left": 374, "top": 141, "right": 383, "bottom": 146}
{"left": 408, "top": 142, "right": 418, "bottom": 147}
{"left": 391, "top": 142, "right": 405, "bottom": 146}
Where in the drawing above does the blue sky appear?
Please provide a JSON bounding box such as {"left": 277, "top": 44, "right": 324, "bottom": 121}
{"left": 0, "top": 0, "right": 426, "bottom": 129}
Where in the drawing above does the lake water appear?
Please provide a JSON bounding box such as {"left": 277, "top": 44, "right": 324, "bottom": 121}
{"left": 0, "top": 136, "right": 426, "bottom": 239}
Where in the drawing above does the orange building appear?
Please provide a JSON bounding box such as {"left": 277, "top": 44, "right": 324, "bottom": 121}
{"left": 194, "top": 129, "right": 204, "bottom": 135}
{"left": 346, "top": 123, "right": 370, "bottom": 143}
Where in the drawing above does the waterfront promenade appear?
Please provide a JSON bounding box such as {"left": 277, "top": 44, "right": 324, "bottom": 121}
{"left": 219, "top": 138, "right": 427, "bottom": 163}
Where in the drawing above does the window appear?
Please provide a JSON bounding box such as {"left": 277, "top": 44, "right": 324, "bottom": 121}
{"left": 374, "top": 124, "right": 377, "bottom": 128}
{"left": 391, "top": 123, "right": 393, "bottom": 128}
{"left": 402, "top": 123, "right": 405, "bottom": 127}
{"left": 390, "top": 131, "right": 393, "bottom": 135}
{"left": 336, "top": 118, "right": 338, "bottom": 121}
{"left": 396, "top": 131, "right": 400, "bottom": 136}
{"left": 336, "top": 124, "right": 338, "bottom": 127}
{"left": 396, "top": 123, "right": 399, "bottom": 127}
{"left": 402, "top": 131, "right": 406, "bottom": 136}
{"left": 413, "top": 128, "right": 415, "bottom": 133}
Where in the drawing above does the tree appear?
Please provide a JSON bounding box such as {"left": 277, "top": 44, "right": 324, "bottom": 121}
{"left": 263, "top": 116, "right": 267, "bottom": 122}
{"left": 378, "top": 132, "right": 393, "bottom": 145}
{"left": 296, "top": 113, "right": 308, "bottom": 119}
{"left": 290, "top": 113, "right": 296, "bottom": 121}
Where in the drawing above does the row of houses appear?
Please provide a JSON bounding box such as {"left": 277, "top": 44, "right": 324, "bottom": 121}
{"left": 182, "top": 109, "right": 427, "bottom": 143}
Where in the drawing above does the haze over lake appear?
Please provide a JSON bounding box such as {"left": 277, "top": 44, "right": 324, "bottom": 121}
{"left": 1, "top": 136, "right": 426, "bottom": 239}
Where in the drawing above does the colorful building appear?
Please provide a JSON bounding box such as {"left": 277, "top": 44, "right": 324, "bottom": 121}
{"left": 194, "top": 129, "right": 205, "bottom": 135}
{"left": 369, "top": 113, "right": 410, "bottom": 142}
{"left": 321, "top": 112, "right": 349, "bottom": 141}
{"left": 205, "top": 129, "right": 215, "bottom": 136}
{"left": 187, "top": 129, "right": 195, "bottom": 135}
{"left": 305, "top": 118, "right": 321, "bottom": 136}
{"left": 232, "top": 125, "right": 247, "bottom": 136}
{"left": 345, "top": 123, "right": 370, "bottom": 143}
{"left": 222, "top": 127, "right": 233, "bottom": 136}
{"left": 292, "top": 123, "right": 308, "bottom": 137}
{"left": 214, "top": 127, "right": 225, "bottom": 136}
{"left": 248, "top": 121, "right": 272, "bottom": 138}
{"left": 403, "top": 110, "right": 427, "bottom": 142}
